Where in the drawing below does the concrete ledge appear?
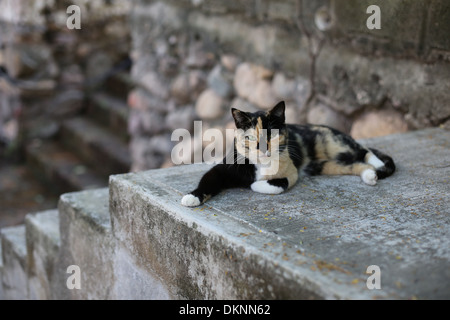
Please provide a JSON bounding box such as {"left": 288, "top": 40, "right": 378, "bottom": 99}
{"left": 110, "top": 128, "right": 450, "bottom": 299}
{"left": 25, "top": 210, "right": 60, "bottom": 300}
{"left": 1, "top": 225, "right": 27, "bottom": 299}
{"left": 54, "top": 188, "right": 114, "bottom": 299}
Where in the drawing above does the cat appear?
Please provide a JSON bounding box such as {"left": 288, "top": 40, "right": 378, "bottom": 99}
{"left": 181, "top": 101, "right": 395, "bottom": 207}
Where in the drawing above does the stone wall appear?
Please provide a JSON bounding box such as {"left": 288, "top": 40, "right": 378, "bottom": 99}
{"left": 2, "top": 0, "right": 449, "bottom": 171}
{"left": 128, "top": 0, "right": 450, "bottom": 171}
{"left": 0, "top": 0, "right": 131, "bottom": 158}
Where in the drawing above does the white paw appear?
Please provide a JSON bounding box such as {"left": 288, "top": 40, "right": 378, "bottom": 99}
{"left": 181, "top": 194, "right": 201, "bottom": 207}
{"left": 251, "top": 180, "right": 284, "bottom": 194}
{"left": 361, "top": 169, "right": 378, "bottom": 186}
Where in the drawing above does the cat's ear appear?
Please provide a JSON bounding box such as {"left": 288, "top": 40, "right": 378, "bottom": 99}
{"left": 231, "top": 108, "right": 251, "bottom": 129}
{"left": 268, "top": 101, "right": 286, "bottom": 123}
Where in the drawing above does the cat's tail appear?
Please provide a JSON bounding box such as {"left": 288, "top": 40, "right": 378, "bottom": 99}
{"left": 367, "top": 148, "right": 396, "bottom": 180}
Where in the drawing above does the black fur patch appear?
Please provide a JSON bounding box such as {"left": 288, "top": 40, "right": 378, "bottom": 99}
{"left": 267, "top": 178, "right": 289, "bottom": 190}
{"left": 288, "top": 125, "right": 319, "bottom": 161}
{"left": 369, "top": 148, "right": 396, "bottom": 179}
{"left": 286, "top": 131, "right": 303, "bottom": 168}
{"left": 336, "top": 149, "right": 368, "bottom": 165}
{"left": 303, "top": 161, "right": 325, "bottom": 176}
{"left": 188, "top": 147, "right": 256, "bottom": 203}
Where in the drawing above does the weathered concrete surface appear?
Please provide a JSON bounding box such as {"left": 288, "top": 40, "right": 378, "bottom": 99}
{"left": 25, "top": 210, "right": 60, "bottom": 300}
{"left": 110, "top": 128, "right": 450, "bottom": 299}
{"left": 111, "top": 243, "right": 172, "bottom": 300}
{"left": 0, "top": 238, "right": 3, "bottom": 299}
{"left": 0, "top": 225, "right": 28, "bottom": 299}
{"left": 54, "top": 188, "right": 115, "bottom": 299}
{"left": 52, "top": 187, "right": 170, "bottom": 299}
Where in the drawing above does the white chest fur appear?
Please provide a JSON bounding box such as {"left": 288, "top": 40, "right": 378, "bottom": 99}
{"left": 254, "top": 157, "right": 287, "bottom": 181}
{"left": 255, "top": 163, "right": 275, "bottom": 180}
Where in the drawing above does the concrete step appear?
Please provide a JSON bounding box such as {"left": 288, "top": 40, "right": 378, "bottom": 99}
{"left": 0, "top": 162, "right": 59, "bottom": 229}
{"left": 60, "top": 117, "right": 131, "bottom": 177}
{"left": 1, "top": 187, "right": 171, "bottom": 300}
{"left": 55, "top": 188, "right": 113, "bottom": 299}
{"left": 26, "top": 141, "right": 107, "bottom": 194}
{"left": 25, "top": 210, "right": 60, "bottom": 300}
{"left": 104, "top": 71, "right": 135, "bottom": 99}
{"left": 0, "top": 238, "right": 3, "bottom": 299}
{"left": 56, "top": 187, "right": 171, "bottom": 299}
{"left": 0, "top": 225, "right": 27, "bottom": 299}
{"left": 109, "top": 128, "right": 450, "bottom": 299}
{"left": 87, "top": 92, "right": 129, "bottom": 141}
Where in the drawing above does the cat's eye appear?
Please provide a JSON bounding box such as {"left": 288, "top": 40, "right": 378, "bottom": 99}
{"left": 245, "top": 135, "right": 257, "bottom": 141}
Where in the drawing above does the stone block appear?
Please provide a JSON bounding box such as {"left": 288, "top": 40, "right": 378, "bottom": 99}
{"left": 316, "top": 43, "right": 450, "bottom": 129}
{"left": 207, "top": 64, "right": 233, "bottom": 98}
{"left": 1, "top": 225, "right": 28, "bottom": 299}
{"left": 259, "top": 0, "right": 298, "bottom": 24}
{"left": 139, "top": 71, "right": 170, "bottom": 100}
{"left": 128, "top": 109, "right": 166, "bottom": 136}
{"left": 165, "top": 105, "right": 196, "bottom": 132}
{"left": 187, "top": 11, "right": 310, "bottom": 74}
{"left": 233, "top": 62, "right": 278, "bottom": 109}
{"left": 426, "top": 1, "right": 450, "bottom": 55}
{"left": 25, "top": 210, "right": 60, "bottom": 300}
{"left": 195, "top": 89, "right": 225, "bottom": 120}
{"left": 307, "top": 102, "right": 351, "bottom": 133}
{"left": 171, "top": 73, "right": 193, "bottom": 104}
{"left": 271, "top": 72, "right": 298, "bottom": 101}
{"left": 333, "top": 0, "right": 427, "bottom": 56}
{"left": 350, "top": 109, "right": 409, "bottom": 139}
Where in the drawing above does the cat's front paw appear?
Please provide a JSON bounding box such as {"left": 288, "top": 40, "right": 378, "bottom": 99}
{"left": 181, "top": 194, "right": 201, "bottom": 207}
{"left": 251, "top": 180, "right": 284, "bottom": 194}
{"left": 361, "top": 169, "right": 378, "bottom": 186}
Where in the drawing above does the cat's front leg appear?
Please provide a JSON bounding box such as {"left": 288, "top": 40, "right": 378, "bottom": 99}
{"left": 181, "top": 163, "right": 254, "bottom": 207}
{"left": 181, "top": 168, "right": 219, "bottom": 207}
{"left": 251, "top": 178, "right": 289, "bottom": 194}
{"left": 181, "top": 165, "right": 222, "bottom": 207}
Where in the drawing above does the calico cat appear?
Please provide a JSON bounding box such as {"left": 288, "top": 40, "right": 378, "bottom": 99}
{"left": 181, "top": 101, "right": 395, "bottom": 207}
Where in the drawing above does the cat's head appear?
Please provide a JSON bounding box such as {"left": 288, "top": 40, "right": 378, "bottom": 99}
{"left": 231, "top": 101, "right": 287, "bottom": 164}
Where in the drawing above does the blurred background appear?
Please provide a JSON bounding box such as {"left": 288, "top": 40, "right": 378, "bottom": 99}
{"left": 1, "top": 0, "right": 449, "bottom": 228}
